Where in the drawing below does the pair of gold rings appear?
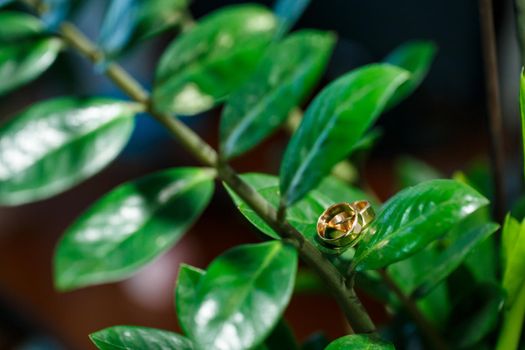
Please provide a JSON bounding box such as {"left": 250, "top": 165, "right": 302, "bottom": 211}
{"left": 316, "top": 200, "right": 375, "bottom": 249}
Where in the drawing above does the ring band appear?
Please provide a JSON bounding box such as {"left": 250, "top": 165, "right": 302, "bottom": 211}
{"left": 316, "top": 201, "right": 375, "bottom": 249}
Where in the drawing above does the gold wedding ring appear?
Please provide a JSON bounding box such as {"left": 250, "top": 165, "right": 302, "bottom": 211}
{"left": 316, "top": 200, "right": 375, "bottom": 249}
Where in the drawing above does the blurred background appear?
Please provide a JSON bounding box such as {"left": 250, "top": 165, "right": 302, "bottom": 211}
{"left": 0, "top": 0, "right": 522, "bottom": 348}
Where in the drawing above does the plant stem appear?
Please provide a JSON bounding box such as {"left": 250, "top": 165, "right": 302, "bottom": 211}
{"left": 515, "top": 0, "right": 525, "bottom": 64}
{"left": 496, "top": 288, "right": 525, "bottom": 350}
{"left": 57, "top": 22, "right": 376, "bottom": 333}
{"left": 478, "top": 0, "right": 506, "bottom": 221}
{"left": 378, "top": 270, "right": 448, "bottom": 350}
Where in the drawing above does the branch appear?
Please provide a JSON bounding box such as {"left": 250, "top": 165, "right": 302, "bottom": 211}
{"left": 378, "top": 270, "right": 448, "bottom": 350}
{"left": 56, "top": 22, "right": 376, "bottom": 333}
{"left": 478, "top": 0, "right": 506, "bottom": 221}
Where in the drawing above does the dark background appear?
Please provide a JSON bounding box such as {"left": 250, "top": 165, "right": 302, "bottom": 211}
{"left": 0, "top": 0, "right": 521, "bottom": 348}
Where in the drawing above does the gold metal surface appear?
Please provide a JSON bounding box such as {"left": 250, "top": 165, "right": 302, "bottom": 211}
{"left": 316, "top": 201, "right": 375, "bottom": 249}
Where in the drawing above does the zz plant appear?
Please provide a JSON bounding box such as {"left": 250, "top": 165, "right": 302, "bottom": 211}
{"left": 0, "top": 0, "right": 523, "bottom": 349}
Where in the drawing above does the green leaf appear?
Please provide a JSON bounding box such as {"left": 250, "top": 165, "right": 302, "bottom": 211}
{"left": 353, "top": 179, "right": 489, "bottom": 271}
{"left": 135, "top": 0, "right": 189, "bottom": 40}
{"left": 273, "top": 0, "right": 311, "bottom": 37}
{"left": 389, "top": 208, "right": 493, "bottom": 292}
{"left": 279, "top": 64, "right": 409, "bottom": 206}
{"left": 395, "top": 156, "right": 441, "bottom": 189}
{"left": 183, "top": 241, "right": 297, "bottom": 350}
{"left": 98, "top": 0, "right": 139, "bottom": 56}
{"left": 225, "top": 173, "right": 280, "bottom": 239}
{"left": 153, "top": 4, "right": 278, "bottom": 115}
{"left": 54, "top": 167, "right": 215, "bottom": 291}
{"left": 98, "top": 0, "right": 188, "bottom": 56}
{"left": 225, "top": 173, "right": 372, "bottom": 247}
{"left": 176, "top": 263, "right": 298, "bottom": 350}
{"left": 502, "top": 215, "right": 525, "bottom": 307}
{"left": 463, "top": 234, "right": 498, "bottom": 283}
{"left": 90, "top": 326, "right": 193, "bottom": 350}
{"left": 40, "top": 0, "right": 70, "bottom": 30}
{"left": 384, "top": 40, "right": 437, "bottom": 109}
{"left": 0, "top": 97, "right": 139, "bottom": 205}
{"left": 453, "top": 171, "right": 498, "bottom": 283}
{"left": 387, "top": 244, "right": 439, "bottom": 295}
{"left": 0, "top": 12, "right": 43, "bottom": 39}
{"left": 220, "top": 30, "right": 335, "bottom": 159}
{"left": 0, "top": 12, "right": 62, "bottom": 95}
{"left": 351, "top": 127, "right": 383, "bottom": 154}
{"left": 325, "top": 334, "right": 395, "bottom": 350}
{"left": 496, "top": 281, "right": 525, "bottom": 350}
{"left": 175, "top": 263, "right": 205, "bottom": 336}
{"left": 413, "top": 221, "right": 499, "bottom": 298}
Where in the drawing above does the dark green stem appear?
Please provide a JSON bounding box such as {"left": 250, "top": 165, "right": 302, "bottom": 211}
{"left": 478, "top": 0, "right": 506, "bottom": 221}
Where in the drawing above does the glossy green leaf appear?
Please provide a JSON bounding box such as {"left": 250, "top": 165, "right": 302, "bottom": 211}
{"left": 98, "top": 0, "right": 139, "bottom": 56}
{"left": 464, "top": 234, "right": 498, "bottom": 283}
{"left": 384, "top": 40, "right": 437, "bottom": 109}
{"left": 279, "top": 64, "right": 409, "bottom": 206}
{"left": 273, "top": 0, "right": 310, "bottom": 37}
{"left": 225, "top": 173, "right": 280, "bottom": 239}
{"left": 176, "top": 263, "right": 298, "bottom": 350}
{"left": 387, "top": 244, "right": 438, "bottom": 295}
{"left": 351, "top": 127, "right": 383, "bottom": 154}
{"left": 0, "top": 97, "right": 139, "bottom": 205}
{"left": 0, "top": 12, "right": 62, "bottom": 95}
{"left": 220, "top": 30, "right": 335, "bottom": 159}
{"left": 183, "top": 241, "right": 297, "bottom": 350}
{"left": 353, "top": 179, "right": 489, "bottom": 271}
{"left": 135, "top": 0, "right": 189, "bottom": 40}
{"left": 453, "top": 172, "right": 498, "bottom": 283}
{"left": 153, "top": 4, "right": 278, "bottom": 115}
{"left": 176, "top": 263, "right": 205, "bottom": 336}
{"left": 40, "top": 0, "right": 70, "bottom": 29}
{"left": 90, "top": 326, "right": 193, "bottom": 350}
{"left": 325, "top": 335, "right": 394, "bottom": 350}
{"left": 497, "top": 281, "right": 525, "bottom": 350}
{"left": 413, "top": 221, "right": 499, "bottom": 298}
{"left": 0, "top": 12, "right": 43, "bottom": 39}
{"left": 502, "top": 215, "right": 525, "bottom": 307}
{"left": 395, "top": 156, "right": 441, "bottom": 189}
{"left": 225, "top": 173, "right": 372, "bottom": 247}
{"left": 54, "top": 167, "right": 215, "bottom": 291}
{"left": 98, "top": 0, "right": 188, "bottom": 56}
